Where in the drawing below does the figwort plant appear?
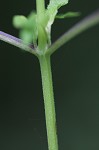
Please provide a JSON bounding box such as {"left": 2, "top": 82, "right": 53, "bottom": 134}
{"left": 0, "top": 0, "right": 99, "bottom": 150}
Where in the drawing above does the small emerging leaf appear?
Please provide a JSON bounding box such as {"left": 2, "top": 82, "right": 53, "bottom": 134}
{"left": 48, "top": 0, "right": 69, "bottom": 9}
{"left": 47, "top": 0, "right": 69, "bottom": 24}
{"left": 13, "top": 12, "right": 38, "bottom": 45}
{"left": 26, "top": 12, "right": 38, "bottom": 44}
{"left": 19, "top": 29, "right": 33, "bottom": 43}
{"left": 13, "top": 15, "right": 28, "bottom": 28}
{"left": 56, "top": 12, "right": 81, "bottom": 19}
{"left": 45, "top": 0, "right": 69, "bottom": 46}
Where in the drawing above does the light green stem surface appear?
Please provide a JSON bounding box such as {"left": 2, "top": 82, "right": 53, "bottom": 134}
{"left": 36, "top": 0, "right": 47, "bottom": 50}
{"left": 36, "top": 0, "right": 45, "bottom": 19}
{"left": 39, "top": 55, "right": 58, "bottom": 150}
{"left": 36, "top": 1, "right": 58, "bottom": 149}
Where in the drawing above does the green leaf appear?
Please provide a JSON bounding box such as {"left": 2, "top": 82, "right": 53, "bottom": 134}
{"left": 56, "top": 12, "right": 81, "bottom": 19}
{"left": 47, "top": 0, "right": 69, "bottom": 24}
{"left": 13, "top": 12, "right": 38, "bottom": 45}
{"left": 19, "top": 29, "right": 33, "bottom": 44}
{"left": 26, "top": 12, "right": 38, "bottom": 44}
{"left": 48, "top": 0, "right": 69, "bottom": 9}
{"left": 45, "top": 0, "right": 69, "bottom": 45}
{"left": 13, "top": 15, "right": 28, "bottom": 28}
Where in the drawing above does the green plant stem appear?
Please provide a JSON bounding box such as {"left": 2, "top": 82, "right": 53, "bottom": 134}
{"left": 36, "top": 0, "right": 45, "bottom": 19}
{"left": 39, "top": 55, "right": 58, "bottom": 150}
{"left": 36, "top": 0, "right": 47, "bottom": 50}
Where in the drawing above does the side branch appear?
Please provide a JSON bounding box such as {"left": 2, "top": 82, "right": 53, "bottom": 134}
{"left": 0, "top": 31, "right": 37, "bottom": 56}
{"left": 46, "top": 9, "right": 99, "bottom": 55}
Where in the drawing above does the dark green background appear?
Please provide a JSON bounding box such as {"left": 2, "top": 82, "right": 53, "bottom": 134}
{"left": 0, "top": 0, "right": 99, "bottom": 150}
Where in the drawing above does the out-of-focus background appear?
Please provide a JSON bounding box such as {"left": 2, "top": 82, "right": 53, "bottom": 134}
{"left": 0, "top": 0, "right": 99, "bottom": 150}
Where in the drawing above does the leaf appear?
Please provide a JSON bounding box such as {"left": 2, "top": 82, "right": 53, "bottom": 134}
{"left": 13, "top": 15, "right": 28, "bottom": 28}
{"left": 47, "top": 0, "right": 69, "bottom": 24}
{"left": 45, "top": 0, "right": 69, "bottom": 45}
{"left": 13, "top": 12, "right": 38, "bottom": 45}
{"left": 26, "top": 12, "right": 38, "bottom": 44}
{"left": 19, "top": 29, "right": 33, "bottom": 43}
{"left": 48, "top": 0, "right": 69, "bottom": 9}
{"left": 56, "top": 12, "right": 81, "bottom": 19}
